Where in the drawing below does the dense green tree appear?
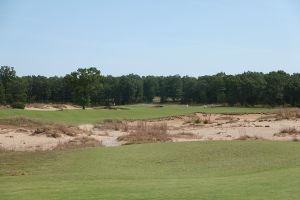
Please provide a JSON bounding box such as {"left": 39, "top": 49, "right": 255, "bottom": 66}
{"left": 0, "top": 65, "right": 299, "bottom": 108}
{"left": 0, "top": 66, "right": 16, "bottom": 103}
{"left": 238, "top": 72, "right": 266, "bottom": 106}
{"left": 65, "top": 67, "right": 101, "bottom": 109}
{"left": 224, "top": 75, "right": 241, "bottom": 105}
{"left": 118, "top": 74, "right": 143, "bottom": 104}
{"left": 25, "top": 76, "right": 51, "bottom": 102}
{"left": 181, "top": 76, "right": 197, "bottom": 103}
{"left": 166, "top": 75, "right": 182, "bottom": 101}
{"left": 195, "top": 78, "right": 208, "bottom": 103}
{"left": 5, "top": 78, "right": 27, "bottom": 104}
{"left": 0, "top": 82, "right": 5, "bottom": 104}
{"left": 143, "top": 76, "right": 158, "bottom": 102}
{"left": 264, "top": 71, "right": 289, "bottom": 105}
{"left": 284, "top": 73, "right": 300, "bottom": 106}
{"left": 205, "top": 73, "right": 226, "bottom": 103}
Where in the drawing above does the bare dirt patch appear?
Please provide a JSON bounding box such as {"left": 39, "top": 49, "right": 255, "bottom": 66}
{"left": 25, "top": 103, "right": 81, "bottom": 111}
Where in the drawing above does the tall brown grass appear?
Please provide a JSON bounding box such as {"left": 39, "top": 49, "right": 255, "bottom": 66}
{"left": 0, "top": 116, "right": 44, "bottom": 128}
{"left": 274, "top": 127, "right": 300, "bottom": 136}
{"left": 99, "top": 119, "right": 129, "bottom": 132}
{"left": 117, "top": 121, "right": 170, "bottom": 144}
{"left": 32, "top": 124, "right": 80, "bottom": 138}
{"left": 55, "top": 137, "right": 101, "bottom": 149}
{"left": 276, "top": 108, "right": 300, "bottom": 120}
{"left": 0, "top": 116, "right": 84, "bottom": 138}
{"left": 236, "top": 135, "right": 264, "bottom": 140}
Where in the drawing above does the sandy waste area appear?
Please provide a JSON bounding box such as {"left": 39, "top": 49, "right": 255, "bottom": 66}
{"left": 0, "top": 112, "right": 300, "bottom": 151}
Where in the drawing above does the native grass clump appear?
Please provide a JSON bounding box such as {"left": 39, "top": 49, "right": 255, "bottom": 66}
{"left": 274, "top": 127, "right": 300, "bottom": 136}
{"left": 0, "top": 116, "right": 84, "bottom": 138}
{"left": 118, "top": 121, "right": 171, "bottom": 144}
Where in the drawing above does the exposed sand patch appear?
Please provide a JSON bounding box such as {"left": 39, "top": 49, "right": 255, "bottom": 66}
{"left": 1, "top": 112, "right": 299, "bottom": 151}
{"left": 25, "top": 103, "right": 82, "bottom": 111}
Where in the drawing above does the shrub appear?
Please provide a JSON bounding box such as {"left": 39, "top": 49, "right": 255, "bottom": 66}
{"left": 10, "top": 102, "right": 25, "bottom": 109}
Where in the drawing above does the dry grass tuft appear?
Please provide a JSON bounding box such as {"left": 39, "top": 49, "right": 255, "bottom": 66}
{"left": 0, "top": 116, "right": 85, "bottom": 138}
{"left": 236, "top": 135, "right": 263, "bottom": 140}
{"left": 99, "top": 119, "right": 129, "bottom": 132}
{"left": 274, "top": 127, "right": 300, "bottom": 136}
{"left": 215, "top": 116, "right": 235, "bottom": 121}
{"left": 55, "top": 137, "right": 101, "bottom": 149}
{"left": 117, "top": 122, "right": 171, "bottom": 144}
{"left": 0, "top": 116, "right": 44, "bottom": 128}
{"left": 32, "top": 124, "right": 82, "bottom": 138}
{"left": 275, "top": 108, "right": 300, "bottom": 120}
{"left": 171, "top": 132, "right": 201, "bottom": 139}
{"left": 188, "top": 114, "right": 213, "bottom": 125}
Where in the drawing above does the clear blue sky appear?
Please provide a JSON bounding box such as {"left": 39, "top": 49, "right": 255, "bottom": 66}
{"left": 1, "top": 0, "right": 300, "bottom": 77}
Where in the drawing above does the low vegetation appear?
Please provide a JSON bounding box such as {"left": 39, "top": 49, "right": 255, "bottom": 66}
{"left": 32, "top": 124, "right": 80, "bottom": 138}
{"left": 274, "top": 127, "right": 300, "bottom": 136}
{"left": 172, "top": 132, "right": 200, "bottom": 139}
{"left": 0, "top": 116, "right": 85, "bottom": 138}
{"left": 98, "top": 119, "right": 129, "bottom": 131}
{"left": 55, "top": 137, "right": 101, "bottom": 150}
{"left": 118, "top": 121, "right": 171, "bottom": 144}
{"left": 236, "top": 135, "right": 264, "bottom": 140}
{"left": 275, "top": 108, "right": 300, "bottom": 120}
{"left": 0, "top": 116, "right": 44, "bottom": 128}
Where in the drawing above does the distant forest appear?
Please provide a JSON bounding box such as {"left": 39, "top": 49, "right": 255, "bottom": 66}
{"left": 0, "top": 66, "right": 299, "bottom": 108}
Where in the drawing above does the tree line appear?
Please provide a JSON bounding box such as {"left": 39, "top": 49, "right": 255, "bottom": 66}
{"left": 0, "top": 66, "right": 299, "bottom": 109}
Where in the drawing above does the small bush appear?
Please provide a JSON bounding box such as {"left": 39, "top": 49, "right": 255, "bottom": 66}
{"left": 10, "top": 102, "right": 25, "bottom": 109}
{"left": 194, "top": 118, "right": 201, "bottom": 124}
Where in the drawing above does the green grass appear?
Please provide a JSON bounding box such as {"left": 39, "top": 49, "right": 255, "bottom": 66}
{"left": 0, "top": 104, "right": 272, "bottom": 124}
{"left": 1, "top": 141, "right": 300, "bottom": 200}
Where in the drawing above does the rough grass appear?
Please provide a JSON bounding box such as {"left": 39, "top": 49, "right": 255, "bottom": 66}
{"left": 98, "top": 119, "right": 129, "bottom": 131}
{"left": 274, "top": 127, "right": 300, "bottom": 136}
{"left": 236, "top": 135, "right": 264, "bottom": 140}
{"left": 0, "top": 104, "right": 273, "bottom": 124}
{"left": 0, "top": 116, "right": 84, "bottom": 138}
{"left": 172, "top": 132, "right": 201, "bottom": 139}
{"left": 0, "top": 116, "right": 44, "bottom": 128}
{"left": 275, "top": 108, "right": 300, "bottom": 120}
{"left": 55, "top": 137, "right": 102, "bottom": 150}
{"left": 118, "top": 122, "right": 171, "bottom": 144}
{"left": 1, "top": 141, "right": 300, "bottom": 200}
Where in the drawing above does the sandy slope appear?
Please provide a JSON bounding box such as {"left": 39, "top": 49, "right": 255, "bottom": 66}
{"left": 0, "top": 113, "right": 299, "bottom": 151}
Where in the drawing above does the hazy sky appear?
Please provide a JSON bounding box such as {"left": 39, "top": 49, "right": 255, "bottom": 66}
{"left": 0, "top": 0, "right": 300, "bottom": 77}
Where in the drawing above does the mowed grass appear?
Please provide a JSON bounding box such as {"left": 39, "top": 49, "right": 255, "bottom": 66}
{"left": 0, "top": 104, "right": 272, "bottom": 124}
{"left": 1, "top": 141, "right": 300, "bottom": 200}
